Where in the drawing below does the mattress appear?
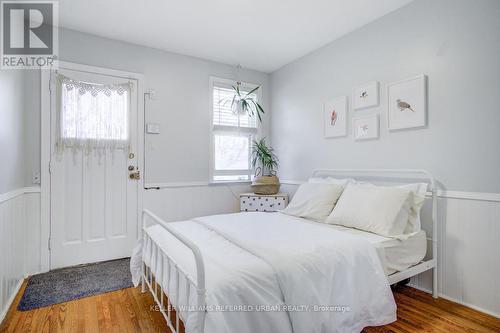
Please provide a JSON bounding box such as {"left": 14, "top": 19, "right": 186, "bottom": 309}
{"left": 328, "top": 225, "right": 427, "bottom": 275}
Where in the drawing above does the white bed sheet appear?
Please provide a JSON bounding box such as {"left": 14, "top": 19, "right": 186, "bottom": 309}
{"left": 328, "top": 225, "right": 427, "bottom": 275}
{"left": 138, "top": 220, "right": 292, "bottom": 333}
{"left": 132, "top": 212, "right": 397, "bottom": 333}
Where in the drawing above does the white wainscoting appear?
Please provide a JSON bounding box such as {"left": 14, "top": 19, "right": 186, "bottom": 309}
{"left": 280, "top": 182, "right": 500, "bottom": 318}
{"left": 24, "top": 192, "right": 41, "bottom": 276}
{"left": 0, "top": 187, "right": 41, "bottom": 323}
{"left": 411, "top": 196, "right": 500, "bottom": 318}
{"left": 144, "top": 183, "right": 252, "bottom": 222}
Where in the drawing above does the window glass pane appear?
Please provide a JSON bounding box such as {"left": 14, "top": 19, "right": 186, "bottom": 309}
{"left": 213, "top": 86, "right": 257, "bottom": 128}
{"left": 214, "top": 134, "right": 250, "bottom": 170}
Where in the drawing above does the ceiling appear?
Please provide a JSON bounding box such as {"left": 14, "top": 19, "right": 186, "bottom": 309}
{"left": 59, "top": 0, "right": 414, "bottom": 73}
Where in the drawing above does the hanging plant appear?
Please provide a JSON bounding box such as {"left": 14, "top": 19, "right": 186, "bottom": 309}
{"left": 231, "top": 82, "right": 265, "bottom": 122}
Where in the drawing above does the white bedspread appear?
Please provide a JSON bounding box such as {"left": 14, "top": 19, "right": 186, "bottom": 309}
{"left": 131, "top": 212, "right": 396, "bottom": 333}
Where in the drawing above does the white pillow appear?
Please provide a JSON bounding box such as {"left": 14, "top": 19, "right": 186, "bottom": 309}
{"left": 308, "top": 177, "right": 355, "bottom": 187}
{"left": 398, "top": 183, "right": 427, "bottom": 234}
{"left": 325, "top": 183, "right": 415, "bottom": 238}
{"left": 280, "top": 182, "right": 344, "bottom": 221}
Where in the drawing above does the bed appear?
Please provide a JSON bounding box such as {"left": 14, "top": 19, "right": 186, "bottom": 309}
{"left": 131, "top": 169, "right": 438, "bottom": 333}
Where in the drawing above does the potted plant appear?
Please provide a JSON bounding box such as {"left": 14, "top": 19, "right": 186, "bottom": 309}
{"left": 251, "top": 138, "right": 280, "bottom": 195}
{"left": 231, "top": 82, "right": 265, "bottom": 122}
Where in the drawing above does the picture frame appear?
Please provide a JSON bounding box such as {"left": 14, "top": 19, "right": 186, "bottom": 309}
{"left": 324, "top": 96, "right": 348, "bottom": 138}
{"left": 353, "top": 114, "right": 379, "bottom": 140}
{"left": 352, "top": 81, "right": 379, "bottom": 110}
{"left": 387, "top": 75, "right": 427, "bottom": 130}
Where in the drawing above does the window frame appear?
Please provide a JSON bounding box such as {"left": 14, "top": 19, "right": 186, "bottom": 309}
{"left": 209, "top": 76, "right": 262, "bottom": 184}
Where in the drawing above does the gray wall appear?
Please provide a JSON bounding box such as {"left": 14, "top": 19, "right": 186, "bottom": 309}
{"left": 0, "top": 71, "right": 26, "bottom": 193}
{"left": 25, "top": 28, "right": 270, "bottom": 185}
{"left": 270, "top": 0, "right": 500, "bottom": 193}
{"left": 24, "top": 71, "right": 40, "bottom": 188}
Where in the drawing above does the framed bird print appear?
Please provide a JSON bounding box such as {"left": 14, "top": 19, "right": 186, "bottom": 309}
{"left": 387, "top": 75, "right": 427, "bottom": 130}
{"left": 324, "top": 96, "right": 348, "bottom": 138}
{"left": 352, "top": 81, "right": 379, "bottom": 110}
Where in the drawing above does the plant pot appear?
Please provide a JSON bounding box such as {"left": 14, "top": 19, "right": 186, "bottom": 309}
{"left": 232, "top": 101, "right": 245, "bottom": 115}
{"left": 251, "top": 175, "right": 280, "bottom": 195}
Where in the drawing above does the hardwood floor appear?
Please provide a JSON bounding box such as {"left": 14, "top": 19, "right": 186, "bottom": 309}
{"left": 0, "top": 280, "right": 168, "bottom": 333}
{"left": 1, "top": 282, "right": 499, "bottom": 333}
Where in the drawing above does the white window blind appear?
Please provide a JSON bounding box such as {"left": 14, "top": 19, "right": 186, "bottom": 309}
{"left": 210, "top": 79, "right": 260, "bottom": 182}
{"left": 213, "top": 85, "right": 257, "bottom": 129}
{"left": 57, "top": 74, "right": 131, "bottom": 153}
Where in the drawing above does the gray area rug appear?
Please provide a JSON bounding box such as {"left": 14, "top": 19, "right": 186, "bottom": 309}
{"left": 18, "top": 258, "right": 133, "bottom": 311}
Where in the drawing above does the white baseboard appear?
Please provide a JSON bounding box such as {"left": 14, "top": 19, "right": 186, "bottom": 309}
{"left": 408, "top": 283, "right": 500, "bottom": 319}
{"left": 0, "top": 278, "right": 24, "bottom": 325}
{"left": 24, "top": 271, "right": 39, "bottom": 279}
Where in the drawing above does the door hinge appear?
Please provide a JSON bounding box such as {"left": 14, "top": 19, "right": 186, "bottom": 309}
{"left": 48, "top": 237, "right": 51, "bottom": 251}
{"left": 48, "top": 161, "right": 52, "bottom": 174}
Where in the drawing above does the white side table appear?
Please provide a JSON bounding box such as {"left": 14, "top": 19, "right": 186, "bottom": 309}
{"left": 240, "top": 193, "right": 288, "bottom": 212}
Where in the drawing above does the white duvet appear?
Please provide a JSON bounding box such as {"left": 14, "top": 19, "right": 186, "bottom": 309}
{"left": 131, "top": 212, "right": 396, "bottom": 333}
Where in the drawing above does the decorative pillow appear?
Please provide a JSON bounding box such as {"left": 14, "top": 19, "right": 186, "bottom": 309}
{"left": 325, "top": 183, "right": 415, "bottom": 238}
{"left": 280, "top": 182, "right": 344, "bottom": 221}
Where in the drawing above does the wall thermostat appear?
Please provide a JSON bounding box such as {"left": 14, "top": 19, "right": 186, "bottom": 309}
{"left": 146, "top": 123, "right": 161, "bottom": 134}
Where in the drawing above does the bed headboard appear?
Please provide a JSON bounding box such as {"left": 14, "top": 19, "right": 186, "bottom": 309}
{"left": 311, "top": 168, "right": 436, "bottom": 193}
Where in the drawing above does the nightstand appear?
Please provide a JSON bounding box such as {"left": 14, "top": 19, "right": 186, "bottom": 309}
{"left": 240, "top": 193, "right": 288, "bottom": 212}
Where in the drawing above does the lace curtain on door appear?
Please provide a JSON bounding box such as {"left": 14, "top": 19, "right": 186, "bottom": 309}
{"left": 57, "top": 74, "right": 132, "bottom": 154}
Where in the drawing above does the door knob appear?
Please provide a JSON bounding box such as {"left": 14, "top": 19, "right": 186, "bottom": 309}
{"left": 129, "top": 171, "right": 141, "bottom": 180}
{"left": 128, "top": 165, "right": 135, "bottom": 171}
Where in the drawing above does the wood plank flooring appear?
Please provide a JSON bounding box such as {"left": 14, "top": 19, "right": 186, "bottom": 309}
{"left": 1, "top": 282, "right": 499, "bottom": 333}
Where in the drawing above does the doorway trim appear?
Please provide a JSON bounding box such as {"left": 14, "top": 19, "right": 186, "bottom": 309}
{"left": 40, "top": 61, "right": 145, "bottom": 272}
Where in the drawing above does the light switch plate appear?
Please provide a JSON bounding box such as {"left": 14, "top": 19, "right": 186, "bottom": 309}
{"left": 146, "top": 123, "right": 160, "bottom": 134}
{"left": 33, "top": 172, "right": 41, "bottom": 184}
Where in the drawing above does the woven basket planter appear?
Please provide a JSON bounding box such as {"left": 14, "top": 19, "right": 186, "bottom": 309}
{"left": 251, "top": 175, "right": 281, "bottom": 195}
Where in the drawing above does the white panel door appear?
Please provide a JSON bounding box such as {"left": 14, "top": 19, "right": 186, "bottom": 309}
{"left": 50, "top": 68, "right": 139, "bottom": 269}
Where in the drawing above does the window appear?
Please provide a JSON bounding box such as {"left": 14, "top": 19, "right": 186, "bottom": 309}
{"left": 57, "top": 74, "right": 130, "bottom": 151}
{"left": 210, "top": 78, "right": 260, "bottom": 182}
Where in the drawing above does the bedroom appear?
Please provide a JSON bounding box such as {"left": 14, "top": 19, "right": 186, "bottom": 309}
{"left": 0, "top": 0, "right": 499, "bottom": 332}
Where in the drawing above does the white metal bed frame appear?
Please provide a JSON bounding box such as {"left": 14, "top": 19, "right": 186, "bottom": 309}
{"left": 140, "top": 169, "right": 438, "bottom": 333}
{"left": 141, "top": 209, "right": 206, "bottom": 333}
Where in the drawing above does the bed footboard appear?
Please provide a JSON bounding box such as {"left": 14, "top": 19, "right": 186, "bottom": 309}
{"left": 141, "top": 209, "right": 206, "bottom": 333}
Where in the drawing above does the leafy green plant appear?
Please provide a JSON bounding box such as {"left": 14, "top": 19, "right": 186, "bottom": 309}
{"left": 231, "top": 83, "right": 265, "bottom": 122}
{"left": 252, "top": 138, "right": 278, "bottom": 176}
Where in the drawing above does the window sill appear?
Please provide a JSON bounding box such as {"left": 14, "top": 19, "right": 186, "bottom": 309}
{"left": 209, "top": 180, "right": 252, "bottom": 186}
